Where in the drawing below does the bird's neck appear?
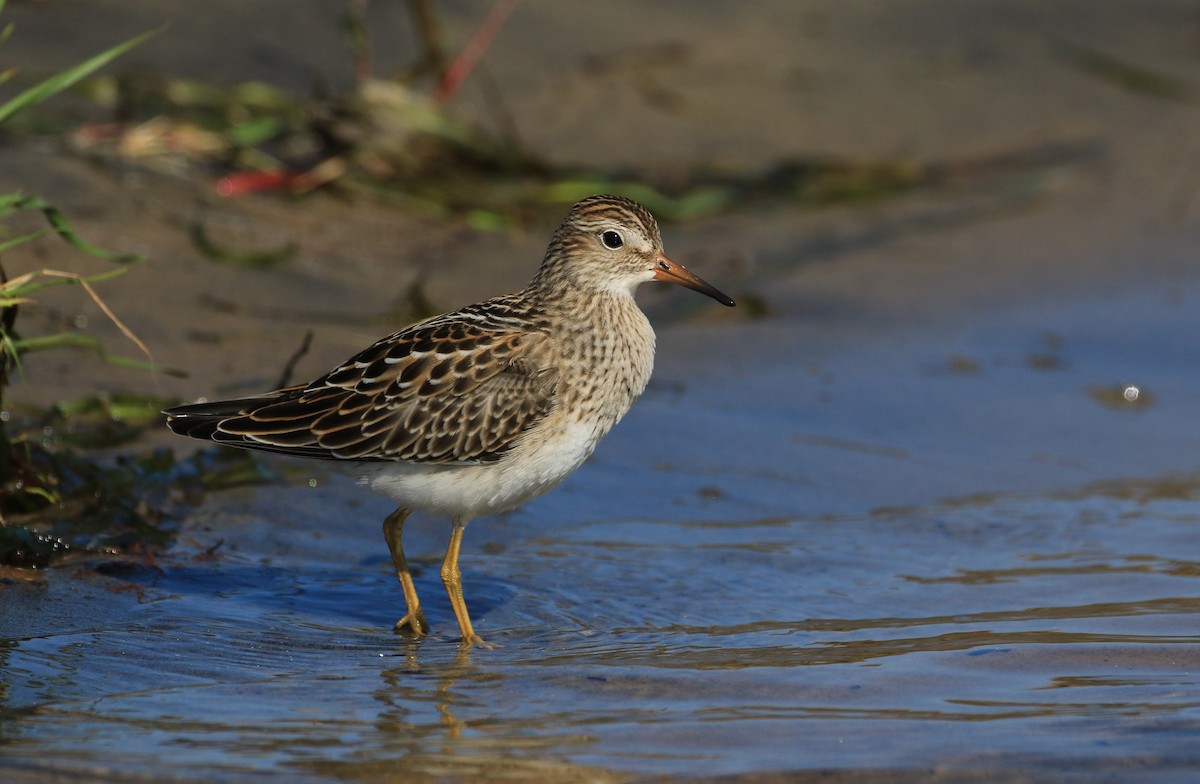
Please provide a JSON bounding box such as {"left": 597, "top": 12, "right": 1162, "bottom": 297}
{"left": 523, "top": 256, "right": 655, "bottom": 375}
{"left": 526, "top": 260, "right": 637, "bottom": 315}
{"left": 533, "top": 276, "right": 656, "bottom": 431}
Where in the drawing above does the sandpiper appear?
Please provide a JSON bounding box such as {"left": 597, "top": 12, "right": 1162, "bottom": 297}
{"left": 164, "top": 195, "right": 735, "bottom": 646}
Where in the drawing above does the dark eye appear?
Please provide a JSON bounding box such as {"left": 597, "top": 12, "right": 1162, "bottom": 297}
{"left": 601, "top": 230, "right": 623, "bottom": 249}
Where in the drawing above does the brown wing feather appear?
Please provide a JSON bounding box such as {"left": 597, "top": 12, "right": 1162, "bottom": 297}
{"left": 167, "top": 315, "right": 557, "bottom": 465}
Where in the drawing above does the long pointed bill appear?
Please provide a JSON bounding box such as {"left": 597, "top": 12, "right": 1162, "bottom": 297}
{"left": 652, "top": 254, "right": 735, "bottom": 307}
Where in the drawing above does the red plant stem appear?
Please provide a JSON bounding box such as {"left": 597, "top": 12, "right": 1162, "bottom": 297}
{"left": 214, "top": 170, "right": 309, "bottom": 197}
{"left": 433, "top": 0, "right": 520, "bottom": 104}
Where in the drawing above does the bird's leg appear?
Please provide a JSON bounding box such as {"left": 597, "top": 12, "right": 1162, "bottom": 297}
{"left": 441, "top": 518, "right": 488, "bottom": 647}
{"left": 382, "top": 507, "right": 429, "bottom": 636}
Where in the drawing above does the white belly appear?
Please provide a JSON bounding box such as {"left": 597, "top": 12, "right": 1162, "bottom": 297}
{"left": 358, "top": 418, "right": 601, "bottom": 521}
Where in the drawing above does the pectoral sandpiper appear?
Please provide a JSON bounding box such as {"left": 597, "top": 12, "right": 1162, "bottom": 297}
{"left": 164, "top": 195, "right": 735, "bottom": 646}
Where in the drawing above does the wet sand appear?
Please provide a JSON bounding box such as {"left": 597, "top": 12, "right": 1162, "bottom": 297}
{"left": 2, "top": 2, "right": 1199, "bottom": 782}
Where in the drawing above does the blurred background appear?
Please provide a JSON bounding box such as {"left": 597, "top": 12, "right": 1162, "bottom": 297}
{"left": 1, "top": 2, "right": 1198, "bottom": 782}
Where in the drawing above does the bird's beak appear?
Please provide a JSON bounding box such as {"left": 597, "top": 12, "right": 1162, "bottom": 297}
{"left": 652, "top": 254, "right": 735, "bottom": 307}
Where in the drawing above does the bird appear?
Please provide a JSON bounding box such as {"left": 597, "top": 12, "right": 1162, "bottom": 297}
{"left": 163, "top": 195, "right": 735, "bottom": 646}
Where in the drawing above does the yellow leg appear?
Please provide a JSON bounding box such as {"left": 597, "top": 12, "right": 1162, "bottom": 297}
{"left": 441, "top": 518, "right": 487, "bottom": 647}
{"left": 382, "top": 507, "right": 429, "bottom": 636}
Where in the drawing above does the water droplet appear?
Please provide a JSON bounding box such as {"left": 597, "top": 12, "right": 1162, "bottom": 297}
{"left": 1123, "top": 385, "right": 1140, "bottom": 402}
{"left": 308, "top": 478, "right": 318, "bottom": 488}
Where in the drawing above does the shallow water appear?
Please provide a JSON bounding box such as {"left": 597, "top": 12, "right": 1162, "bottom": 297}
{"left": 3, "top": 274, "right": 1200, "bottom": 782}
{"left": 2, "top": 477, "right": 1198, "bottom": 781}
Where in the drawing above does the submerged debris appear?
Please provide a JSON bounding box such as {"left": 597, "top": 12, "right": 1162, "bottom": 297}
{"left": 0, "top": 414, "right": 274, "bottom": 571}
{"left": 1087, "top": 383, "right": 1154, "bottom": 410}
{"left": 0, "top": 446, "right": 275, "bottom": 570}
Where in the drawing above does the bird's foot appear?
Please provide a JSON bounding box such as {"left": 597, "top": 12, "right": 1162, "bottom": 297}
{"left": 460, "top": 633, "right": 494, "bottom": 650}
{"left": 393, "top": 611, "right": 430, "bottom": 637}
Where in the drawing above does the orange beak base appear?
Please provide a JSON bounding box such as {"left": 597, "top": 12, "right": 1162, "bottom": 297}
{"left": 652, "top": 254, "right": 735, "bottom": 307}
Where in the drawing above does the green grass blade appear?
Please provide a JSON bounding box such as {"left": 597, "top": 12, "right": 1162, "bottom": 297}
{"left": 0, "top": 192, "right": 28, "bottom": 216}
{"left": 0, "top": 227, "right": 48, "bottom": 253}
{"left": 2, "top": 194, "right": 141, "bottom": 262}
{"left": 0, "top": 26, "right": 160, "bottom": 125}
{"left": 0, "top": 330, "right": 24, "bottom": 378}
{"left": 2, "top": 266, "right": 128, "bottom": 301}
{"left": 40, "top": 201, "right": 142, "bottom": 262}
{"left": 188, "top": 219, "right": 297, "bottom": 268}
{"left": 10, "top": 332, "right": 185, "bottom": 377}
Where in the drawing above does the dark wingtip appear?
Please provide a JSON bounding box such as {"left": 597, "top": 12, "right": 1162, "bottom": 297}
{"left": 162, "top": 398, "right": 256, "bottom": 439}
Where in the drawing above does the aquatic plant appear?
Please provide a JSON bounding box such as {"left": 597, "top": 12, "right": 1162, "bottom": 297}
{"left": 48, "top": 1, "right": 1096, "bottom": 229}
{"left": 0, "top": 3, "right": 170, "bottom": 565}
{"left": 0, "top": 4, "right": 160, "bottom": 390}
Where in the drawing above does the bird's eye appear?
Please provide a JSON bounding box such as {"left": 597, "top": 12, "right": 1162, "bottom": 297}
{"left": 601, "top": 230, "right": 623, "bottom": 249}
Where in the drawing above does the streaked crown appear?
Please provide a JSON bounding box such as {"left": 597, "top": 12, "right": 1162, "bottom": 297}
{"left": 533, "top": 195, "right": 665, "bottom": 296}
